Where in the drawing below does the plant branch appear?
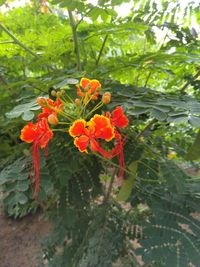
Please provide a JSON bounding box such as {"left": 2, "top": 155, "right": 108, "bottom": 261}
{"left": 180, "top": 69, "right": 200, "bottom": 93}
{"left": 75, "top": 6, "right": 95, "bottom": 29}
{"left": 144, "top": 71, "right": 151, "bottom": 88}
{"left": 136, "top": 118, "right": 157, "bottom": 139}
{"left": 67, "top": 9, "right": 81, "bottom": 71}
{"left": 96, "top": 34, "right": 108, "bottom": 66}
{"left": 0, "top": 23, "right": 39, "bottom": 58}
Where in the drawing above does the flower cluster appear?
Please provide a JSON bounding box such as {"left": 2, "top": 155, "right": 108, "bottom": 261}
{"left": 20, "top": 78, "right": 129, "bottom": 196}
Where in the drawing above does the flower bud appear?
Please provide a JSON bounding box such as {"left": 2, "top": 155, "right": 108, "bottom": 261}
{"left": 51, "top": 90, "right": 57, "bottom": 97}
{"left": 102, "top": 92, "right": 111, "bottom": 105}
{"left": 75, "top": 98, "right": 81, "bottom": 106}
{"left": 48, "top": 114, "right": 59, "bottom": 125}
{"left": 37, "top": 97, "right": 47, "bottom": 107}
{"left": 56, "top": 91, "right": 62, "bottom": 98}
{"left": 61, "top": 89, "right": 65, "bottom": 95}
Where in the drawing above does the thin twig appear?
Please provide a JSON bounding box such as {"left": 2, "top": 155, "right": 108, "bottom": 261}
{"left": 180, "top": 69, "right": 200, "bottom": 94}
{"left": 144, "top": 71, "right": 151, "bottom": 88}
{"left": 136, "top": 118, "right": 157, "bottom": 139}
{"left": 0, "top": 23, "right": 39, "bottom": 58}
{"left": 67, "top": 9, "right": 81, "bottom": 70}
{"left": 96, "top": 34, "right": 108, "bottom": 66}
{"left": 0, "top": 40, "right": 15, "bottom": 44}
{"left": 75, "top": 6, "right": 95, "bottom": 29}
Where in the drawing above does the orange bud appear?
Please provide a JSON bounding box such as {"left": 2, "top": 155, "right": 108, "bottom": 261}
{"left": 48, "top": 114, "right": 59, "bottom": 125}
{"left": 75, "top": 98, "right": 81, "bottom": 106}
{"left": 102, "top": 92, "right": 111, "bottom": 105}
{"left": 37, "top": 97, "right": 47, "bottom": 107}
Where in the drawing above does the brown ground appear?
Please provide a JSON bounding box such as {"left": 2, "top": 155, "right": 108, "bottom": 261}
{"left": 0, "top": 208, "right": 52, "bottom": 267}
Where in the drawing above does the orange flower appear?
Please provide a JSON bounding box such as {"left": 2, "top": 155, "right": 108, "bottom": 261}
{"left": 90, "top": 115, "right": 114, "bottom": 141}
{"left": 21, "top": 118, "right": 53, "bottom": 196}
{"left": 37, "top": 98, "right": 63, "bottom": 120}
{"left": 69, "top": 115, "right": 115, "bottom": 153}
{"left": 76, "top": 78, "right": 101, "bottom": 101}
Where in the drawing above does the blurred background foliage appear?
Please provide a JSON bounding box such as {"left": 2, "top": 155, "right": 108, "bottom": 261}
{"left": 0, "top": 0, "right": 200, "bottom": 266}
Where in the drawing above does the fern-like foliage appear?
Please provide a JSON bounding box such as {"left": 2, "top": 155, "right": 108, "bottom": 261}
{"left": 0, "top": 157, "right": 37, "bottom": 218}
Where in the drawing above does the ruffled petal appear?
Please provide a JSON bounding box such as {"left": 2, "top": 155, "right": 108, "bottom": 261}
{"left": 111, "top": 106, "right": 129, "bottom": 128}
{"left": 36, "top": 119, "right": 53, "bottom": 148}
{"left": 37, "top": 98, "right": 63, "bottom": 120}
{"left": 74, "top": 135, "right": 89, "bottom": 153}
{"left": 90, "top": 115, "right": 115, "bottom": 141}
{"left": 69, "top": 119, "right": 87, "bottom": 137}
{"left": 20, "top": 122, "right": 37, "bottom": 143}
{"left": 80, "top": 78, "right": 90, "bottom": 89}
{"left": 88, "top": 80, "right": 101, "bottom": 94}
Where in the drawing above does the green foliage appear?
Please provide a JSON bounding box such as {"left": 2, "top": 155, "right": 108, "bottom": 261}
{"left": 0, "top": 0, "right": 200, "bottom": 266}
{"left": 0, "top": 157, "right": 37, "bottom": 218}
{"left": 117, "top": 161, "right": 138, "bottom": 201}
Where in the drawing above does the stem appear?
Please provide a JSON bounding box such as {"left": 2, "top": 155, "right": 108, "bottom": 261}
{"left": 67, "top": 9, "right": 81, "bottom": 70}
{"left": 136, "top": 118, "right": 157, "bottom": 139}
{"left": 180, "top": 69, "right": 200, "bottom": 94}
{"left": 52, "top": 129, "right": 67, "bottom": 132}
{"left": 0, "top": 40, "right": 15, "bottom": 44}
{"left": 85, "top": 102, "right": 103, "bottom": 119}
{"left": 96, "top": 34, "right": 108, "bottom": 66}
{"left": 144, "top": 71, "right": 151, "bottom": 88}
{"left": 103, "top": 168, "right": 117, "bottom": 204}
{"left": 0, "top": 23, "right": 38, "bottom": 58}
{"left": 95, "top": 152, "right": 129, "bottom": 175}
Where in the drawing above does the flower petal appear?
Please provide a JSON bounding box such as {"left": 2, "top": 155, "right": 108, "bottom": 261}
{"left": 20, "top": 122, "right": 37, "bottom": 143}
{"left": 69, "top": 119, "right": 86, "bottom": 137}
{"left": 90, "top": 114, "right": 115, "bottom": 141}
{"left": 76, "top": 86, "right": 84, "bottom": 97}
{"left": 74, "top": 135, "right": 89, "bottom": 153}
{"left": 88, "top": 80, "right": 101, "bottom": 94}
{"left": 36, "top": 119, "right": 53, "bottom": 148}
{"left": 80, "top": 78, "right": 90, "bottom": 89}
{"left": 111, "top": 106, "right": 129, "bottom": 128}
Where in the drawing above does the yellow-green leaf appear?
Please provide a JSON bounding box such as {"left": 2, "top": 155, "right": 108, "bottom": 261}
{"left": 185, "top": 130, "right": 200, "bottom": 160}
{"left": 117, "top": 161, "right": 138, "bottom": 202}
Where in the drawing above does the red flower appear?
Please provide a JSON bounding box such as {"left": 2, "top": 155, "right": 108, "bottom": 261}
{"left": 69, "top": 106, "right": 128, "bottom": 180}
{"left": 37, "top": 98, "right": 63, "bottom": 121}
{"left": 107, "top": 106, "right": 129, "bottom": 129}
{"left": 105, "top": 106, "right": 129, "bottom": 178}
{"left": 69, "top": 115, "right": 115, "bottom": 154}
{"left": 76, "top": 78, "right": 101, "bottom": 101}
{"left": 21, "top": 118, "right": 53, "bottom": 196}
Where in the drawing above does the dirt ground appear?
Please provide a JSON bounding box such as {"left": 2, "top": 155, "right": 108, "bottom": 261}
{"left": 0, "top": 207, "right": 52, "bottom": 267}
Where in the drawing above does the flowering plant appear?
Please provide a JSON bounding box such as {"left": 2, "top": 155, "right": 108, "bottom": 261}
{"left": 20, "top": 78, "right": 129, "bottom": 196}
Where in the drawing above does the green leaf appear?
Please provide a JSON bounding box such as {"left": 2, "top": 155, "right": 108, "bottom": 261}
{"left": 117, "top": 161, "right": 138, "bottom": 202}
{"left": 185, "top": 130, "right": 200, "bottom": 160}
{"left": 150, "top": 108, "right": 167, "bottom": 121}
{"left": 6, "top": 98, "right": 39, "bottom": 120}
{"left": 168, "top": 116, "right": 188, "bottom": 124}
{"left": 189, "top": 116, "right": 200, "bottom": 128}
{"left": 22, "top": 110, "right": 34, "bottom": 121}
